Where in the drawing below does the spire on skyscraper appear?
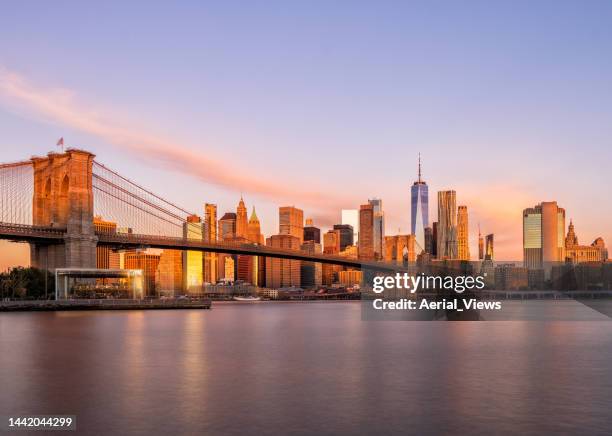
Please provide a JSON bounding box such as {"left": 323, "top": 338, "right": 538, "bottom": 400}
{"left": 418, "top": 152, "right": 422, "bottom": 183}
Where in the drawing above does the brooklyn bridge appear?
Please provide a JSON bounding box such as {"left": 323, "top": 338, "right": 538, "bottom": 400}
{"left": 0, "top": 149, "right": 401, "bottom": 273}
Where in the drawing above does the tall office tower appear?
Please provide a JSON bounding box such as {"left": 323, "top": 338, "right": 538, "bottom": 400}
{"left": 124, "top": 251, "right": 161, "bottom": 297}
{"left": 236, "top": 197, "right": 248, "bottom": 238}
{"left": 478, "top": 224, "right": 484, "bottom": 261}
{"left": 204, "top": 203, "right": 218, "bottom": 284}
{"left": 333, "top": 224, "right": 354, "bottom": 251}
{"left": 266, "top": 235, "right": 301, "bottom": 288}
{"left": 457, "top": 205, "right": 470, "bottom": 261}
{"left": 303, "top": 218, "right": 321, "bottom": 244}
{"left": 341, "top": 209, "right": 359, "bottom": 244}
{"left": 368, "top": 198, "right": 385, "bottom": 260}
{"left": 358, "top": 203, "right": 375, "bottom": 260}
{"left": 183, "top": 214, "right": 203, "bottom": 294}
{"left": 323, "top": 230, "right": 341, "bottom": 255}
{"left": 247, "top": 207, "right": 264, "bottom": 244}
{"left": 279, "top": 206, "right": 304, "bottom": 243}
{"left": 424, "top": 226, "right": 434, "bottom": 254}
{"left": 219, "top": 212, "right": 237, "bottom": 240}
{"left": 523, "top": 201, "right": 565, "bottom": 269}
{"left": 411, "top": 154, "right": 429, "bottom": 253}
{"left": 485, "top": 234, "right": 494, "bottom": 261}
{"left": 93, "top": 216, "right": 120, "bottom": 270}
{"left": 300, "top": 240, "right": 322, "bottom": 288}
{"left": 437, "top": 191, "right": 457, "bottom": 260}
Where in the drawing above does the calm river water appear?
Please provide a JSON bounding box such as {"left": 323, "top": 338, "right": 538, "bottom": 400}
{"left": 1, "top": 302, "right": 611, "bottom": 435}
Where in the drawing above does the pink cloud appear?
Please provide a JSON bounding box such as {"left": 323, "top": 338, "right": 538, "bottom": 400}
{"left": 0, "top": 67, "right": 356, "bottom": 213}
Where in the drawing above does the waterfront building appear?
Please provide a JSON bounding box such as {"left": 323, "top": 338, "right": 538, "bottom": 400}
{"left": 564, "top": 220, "right": 608, "bottom": 263}
{"left": 523, "top": 201, "right": 565, "bottom": 270}
{"left": 279, "top": 206, "right": 304, "bottom": 243}
{"left": 124, "top": 251, "right": 161, "bottom": 297}
{"left": 369, "top": 198, "right": 385, "bottom": 260}
{"left": 303, "top": 218, "right": 321, "bottom": 244}
{"left": 183, "top": 214, "right": 203, "bottom": 294}
{"left": 411, "top": 154, "right": 429, "bottom": 253}
{"left": 437, "top": 191, "right": 457, "bottom": 260}
{"left": 204, "top": 203, "right": 218, "bottom": 284}
{"left": 358, "top": 203, "right": 375, "bottom": 260}
{"left": 266, "top": 234, "right": 301, "bottom": 288}
{"left": 457, "top": 205, "right": 470, "bottom": 261}
{"left": 341, "top": 209, "right": 359, "bottom": 244}
{"left": 333, "top": 224, "right": 354, "bottom": 251}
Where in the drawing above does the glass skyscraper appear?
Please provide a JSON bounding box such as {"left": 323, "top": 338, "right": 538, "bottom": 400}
{"left": 368, "top": 198, "right": 385, "bottom": 260}
{"left": 411, "top": 155, "right": 429, "bottom": 253}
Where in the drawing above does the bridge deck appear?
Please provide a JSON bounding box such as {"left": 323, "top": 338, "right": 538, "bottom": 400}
{"left": 0, "top": 222, "right": 402, "bottom": 270}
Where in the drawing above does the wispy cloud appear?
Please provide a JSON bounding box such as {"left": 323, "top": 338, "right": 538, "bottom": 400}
{"left": 0, "top": 67, "right": 354, "bottom": 211}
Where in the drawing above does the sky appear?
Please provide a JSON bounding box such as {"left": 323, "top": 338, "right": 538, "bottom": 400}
{"left": 1, "top": 0, "right": 612, "bottom": 269}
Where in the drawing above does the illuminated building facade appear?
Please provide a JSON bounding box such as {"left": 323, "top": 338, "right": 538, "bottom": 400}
{"left": 437, "top": 190, "right": 457, "bottom": 260}
{"left": 183, "top": 214, "right": 203, "bottom": 294}
{"left": 279, "top": 206, "right": 304, "bottom": 243}
{"left": 457, "top": 205, "right": 470, "bottom": 261}
{"left": 485, "top": 234, "right": 494, "bottom": 261}
{"left": 157, "top": 249, "right": 183, "bottom": 295}
{"left": 358, "top": 203, "right": 374, "bottom": 260}
{"left": 204, "top": 203, "right": 218, "bottom": 284}
{"left": 523, "top": 202, "right": 565, "bottom": 270}
{"left": 564, "top": 220, "right": 608, "bottom": 263}
{"left": 93, "top": 216, "right": 120, "bottom": 270}
{"left": 266, "top": 234, "right": 301, "bottom": 288}
{"left": 236, "top": 197, "right": 248, "bottom": 238}
{"left": 124, "top": 251, "right": 161, "bottom": 297}
{"left": 338, "top": 270, "right": 363, "bottom": 287}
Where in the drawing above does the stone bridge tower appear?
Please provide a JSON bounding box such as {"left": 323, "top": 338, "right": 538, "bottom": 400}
{"left": 30, "top": 149, "right": 97, "bottom": 270}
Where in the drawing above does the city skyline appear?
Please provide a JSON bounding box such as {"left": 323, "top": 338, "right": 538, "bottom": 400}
{"left": 2, "top": 2, "right": 612, "bottom": 263}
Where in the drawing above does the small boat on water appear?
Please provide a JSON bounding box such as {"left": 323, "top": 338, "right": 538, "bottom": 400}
{"left": 232, "top": 295, "right": 262, "bottom": 302}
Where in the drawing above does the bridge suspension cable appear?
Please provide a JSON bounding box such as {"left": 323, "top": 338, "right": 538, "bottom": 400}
{"left": 92, "top": 161, "right": 196, "bottom": 237}
{"left": 0, "top": 161, "right": 33, "bottom": 226}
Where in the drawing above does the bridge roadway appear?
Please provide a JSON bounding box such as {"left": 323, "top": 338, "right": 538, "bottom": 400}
{"left": 0, "top": 222, "right": 402, "bottom": 271}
